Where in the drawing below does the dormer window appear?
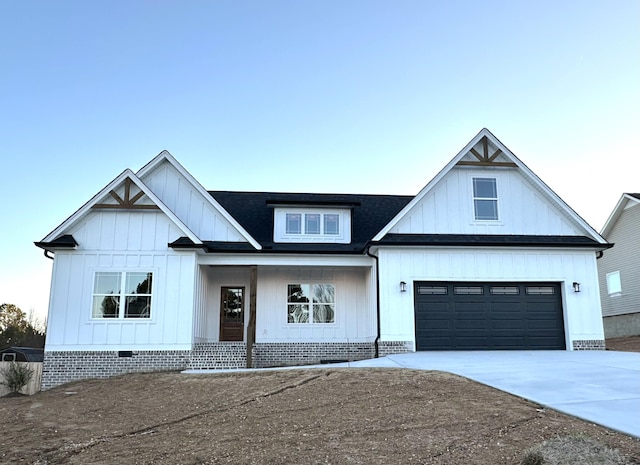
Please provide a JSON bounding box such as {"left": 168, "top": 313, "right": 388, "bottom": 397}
{"left": 284, "top": 212, "right": 342, "bottom": 237}
{"left": 276, "top": 208, "right": 351, "bottom": 243}
{"left": 473, "top": 177, "right": 499, "bottom": 221}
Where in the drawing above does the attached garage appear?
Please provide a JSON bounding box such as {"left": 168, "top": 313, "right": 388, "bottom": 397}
{"left": 414, "top": 282, "right": 565, "bottom": 350}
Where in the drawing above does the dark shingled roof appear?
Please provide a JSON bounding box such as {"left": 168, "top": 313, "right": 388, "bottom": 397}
{"left": 375, "top": 234, "right": 612, "bottom": 249}
{"left": 0, "top": 347, "right": 44, "bottom": 362}
{"left": 208, "top": 191, "right": 413, "bottom": 253}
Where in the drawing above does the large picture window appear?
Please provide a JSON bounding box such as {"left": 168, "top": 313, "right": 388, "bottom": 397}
{"left": 287, "top": 283, "right": 335, "bottom": 324}
{"left": 473, "top": 177, "right": 499, "bottom": 221}
{"left": 92, "top": 271, "right": 153, "bottom": 318}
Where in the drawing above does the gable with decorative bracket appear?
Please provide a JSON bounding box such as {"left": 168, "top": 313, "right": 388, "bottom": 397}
{"left": 455, "top": 135, "right": 517, "bottom": 168}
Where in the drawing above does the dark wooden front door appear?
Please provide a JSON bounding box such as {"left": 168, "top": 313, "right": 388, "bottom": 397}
{"left": 220, "top": 287, "right": 245, "bottom": 342}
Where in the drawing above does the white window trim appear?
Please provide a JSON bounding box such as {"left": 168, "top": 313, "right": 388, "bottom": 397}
{"left": 606, "top": 271, "right": 622, "bottom": 296}
{"left": 91, "top": 270, "right": 154, "bottom": 320}
{"left": 471, "top": 176, "right": 500, "bottom": 222}
{"left": 286, "top": 282, "right": 336, "bottom": 325}
{"left": 274, "top": 208, "right": 351, "bottom": 243}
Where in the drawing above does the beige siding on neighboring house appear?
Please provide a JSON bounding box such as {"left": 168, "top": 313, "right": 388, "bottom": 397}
{"left": 598, "top": 202, "right": 640, "bottom": 317}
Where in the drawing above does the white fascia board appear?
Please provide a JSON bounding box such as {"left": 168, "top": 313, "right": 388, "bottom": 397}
{"left": 601, "top": 194, "right": 640, "bottom": 237}
{"left": 198, "top": 253, "right": 374, "bottom": 267}
{"left": 373, "top": 128, "right": 607, "bottom": 245}
{"left": 41, "top": 170, "right": 202, "bottom": 245}
{"left": 137, "top": 150, "right": 262, "bottom": 250}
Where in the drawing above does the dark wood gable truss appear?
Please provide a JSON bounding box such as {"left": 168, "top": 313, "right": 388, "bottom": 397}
{"left": 92, "top": 178, "right": 159, "bottom": 210}
{"left": 455, "top": 136, "right": 517, "bottom": 167}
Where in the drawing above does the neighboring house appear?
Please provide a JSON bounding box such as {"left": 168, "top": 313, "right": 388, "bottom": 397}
{"left": 35, "top": 129, "right": 611, "bottom": 389}
{"left": 597, "top": 193, "right": 640, "bottom": 338}
{"left": 0, "top": 347, "right": 44, "bottom": 362}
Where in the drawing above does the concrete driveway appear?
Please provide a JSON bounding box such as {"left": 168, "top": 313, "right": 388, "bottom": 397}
{"left": 345, "top": 350, "right": 640, "bottom": 438}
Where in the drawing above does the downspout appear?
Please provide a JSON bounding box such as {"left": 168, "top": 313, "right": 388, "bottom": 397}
{"left": 365, "top": 244, "right": 381, "bottom": 358}
{"left": 44, "top": 250, "right": 54, "bottom": 260}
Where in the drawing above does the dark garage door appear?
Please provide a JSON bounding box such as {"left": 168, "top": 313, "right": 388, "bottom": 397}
{"left": 414, "top": 282, "right": 565, "bottom": 350}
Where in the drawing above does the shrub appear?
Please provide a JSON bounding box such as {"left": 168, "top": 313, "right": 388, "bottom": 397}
{"left": 0, "top": 362, "right": 34, "bottom": 395}
{"left": 521, "top": 435, "right": 630, "bottom": 465}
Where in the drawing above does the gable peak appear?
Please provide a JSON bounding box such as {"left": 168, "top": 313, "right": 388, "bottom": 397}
{"left": 456, "top": 133, "right": 517, "bottom": 168}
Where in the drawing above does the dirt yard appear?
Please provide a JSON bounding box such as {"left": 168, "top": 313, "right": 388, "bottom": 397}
{"left": 1, "top": 369, "right": 639, "bottom": 464}
{"left": 607, "top": 335, "right": 640, "bottom": 352}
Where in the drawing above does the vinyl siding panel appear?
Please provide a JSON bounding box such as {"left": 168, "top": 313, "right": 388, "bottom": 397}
{"left": 598, "top": 202, "right": 640, "bottom": 317}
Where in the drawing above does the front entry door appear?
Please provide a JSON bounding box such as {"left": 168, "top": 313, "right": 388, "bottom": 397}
{"left": 220, "top": 287, "right": 245, "bottom": 342}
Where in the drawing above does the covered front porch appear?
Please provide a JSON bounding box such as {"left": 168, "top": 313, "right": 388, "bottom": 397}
{"left": 189, "top": 257, "right": 378, "bottom": 369}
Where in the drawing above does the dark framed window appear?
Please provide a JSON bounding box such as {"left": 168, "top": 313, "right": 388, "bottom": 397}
{"left": 473, "top": 177, "right": 498, "bottom": 221}
{"left": 287, "top": 283, "right": 335, "bottom": 324}
{"left": 92, "top": 271, "right": 152, "bottom": 319}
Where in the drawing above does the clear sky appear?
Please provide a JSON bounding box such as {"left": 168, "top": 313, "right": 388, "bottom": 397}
{"left": 1, "top": 0, "right": 638, "bottom": 323}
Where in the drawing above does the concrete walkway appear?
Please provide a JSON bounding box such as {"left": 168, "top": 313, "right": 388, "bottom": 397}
{"left": 343, "top": 350, "right": 640, "bottom": 438}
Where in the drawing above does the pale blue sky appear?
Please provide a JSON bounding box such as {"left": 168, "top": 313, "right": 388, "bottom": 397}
{"left": 1, "top": 0, "right": 638, "bottom": 322}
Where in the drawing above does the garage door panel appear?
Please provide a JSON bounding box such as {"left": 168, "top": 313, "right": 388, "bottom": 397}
{"left": 414, "top": 282, "right": 565, "bottom": 350}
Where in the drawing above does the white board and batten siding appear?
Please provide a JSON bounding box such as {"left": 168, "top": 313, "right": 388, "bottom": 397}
{"left": 391, "top": 167, "right": 583, "bottom": 236}
{"left": 45, "top": 210, "right": 197, "bottom": 351}
{"left": 141, "top": 161, "right": 246, "bottom": 242}
{"left": 257, "top": 267, "right": 376, "bottom": 343}
{"left": 192, "top": 264, "right": 377, "bottom": 344}
{"left": 377, "top": 248, "right": 604, "bottom": 348}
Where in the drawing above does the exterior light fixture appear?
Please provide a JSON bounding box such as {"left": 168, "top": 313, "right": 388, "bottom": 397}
{"left": 400, "top": 281, "right": 407, "bottom": 292}
{"left": 572, "top": 282, "right": 581, "bottom": 293}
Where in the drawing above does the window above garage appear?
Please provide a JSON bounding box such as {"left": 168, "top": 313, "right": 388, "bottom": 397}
{"left": 472, "top": 177, "right": 499, "bottom": 221}
{"left": 273, "top": 208, "right": 351, "bottom": 243}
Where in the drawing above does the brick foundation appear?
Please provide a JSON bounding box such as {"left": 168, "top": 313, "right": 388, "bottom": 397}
{"left": 253, "top": 342, "right": 375, "bottom": 368}
{"left": 41, "top": 350, "right": 190, "bottom": 390}
{"left": 42, "top": 342, "right": 377, "bottom": 389}
{"left": 378, "top": 341, "right": 413, "bottom": 356}
{"left": 572, "top": 339, "right": 606, "bottom": 350}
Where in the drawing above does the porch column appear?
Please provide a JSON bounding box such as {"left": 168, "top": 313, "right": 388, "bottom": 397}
{"left": 246, "top": 265, "right": 257, "bottom": 368}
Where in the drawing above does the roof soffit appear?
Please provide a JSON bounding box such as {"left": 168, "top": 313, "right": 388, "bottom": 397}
{"left": 372, "top": 128, "right": 607, "bottom": 244}
{"left": 136, "top": 151, "right": 261, "bottom": 250}
{"left": 41, "top": 170, "right": 201, "bottom": 244}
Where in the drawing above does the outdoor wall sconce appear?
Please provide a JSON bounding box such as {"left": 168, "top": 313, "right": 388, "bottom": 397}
{"left": 400, "top": 281, "right": 407, "bottom": 292}
{"left": 572, "top": 282, "right": 581, "bottom": 293}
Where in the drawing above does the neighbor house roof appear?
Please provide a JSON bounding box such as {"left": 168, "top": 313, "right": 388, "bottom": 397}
{"left": 601, "top": 193, "right": 640, "bottom": 237}
{"left": 0, "top": 347, "right": 44, "bottom": 362}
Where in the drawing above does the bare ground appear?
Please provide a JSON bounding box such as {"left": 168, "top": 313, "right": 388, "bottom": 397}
{"left": 607, "top": 335, "right": 640, "bottom": 352}
{"left": 1, "top": 369, "right": 639, "bottom": 465}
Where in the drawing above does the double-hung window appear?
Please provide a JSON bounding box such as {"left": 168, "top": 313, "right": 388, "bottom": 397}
{"left": 92, "top": 271, "right": 153, "bottom": 318}
{"left": 473, "top": 177, "right": 499, "bottom": 221}
{"left": 287, "top": 283, "right": 335, "bottom": 324}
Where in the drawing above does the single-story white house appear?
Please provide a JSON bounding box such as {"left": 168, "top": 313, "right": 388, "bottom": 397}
{"left": 36, "top": 129, "right": 611, "bottom": 389}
